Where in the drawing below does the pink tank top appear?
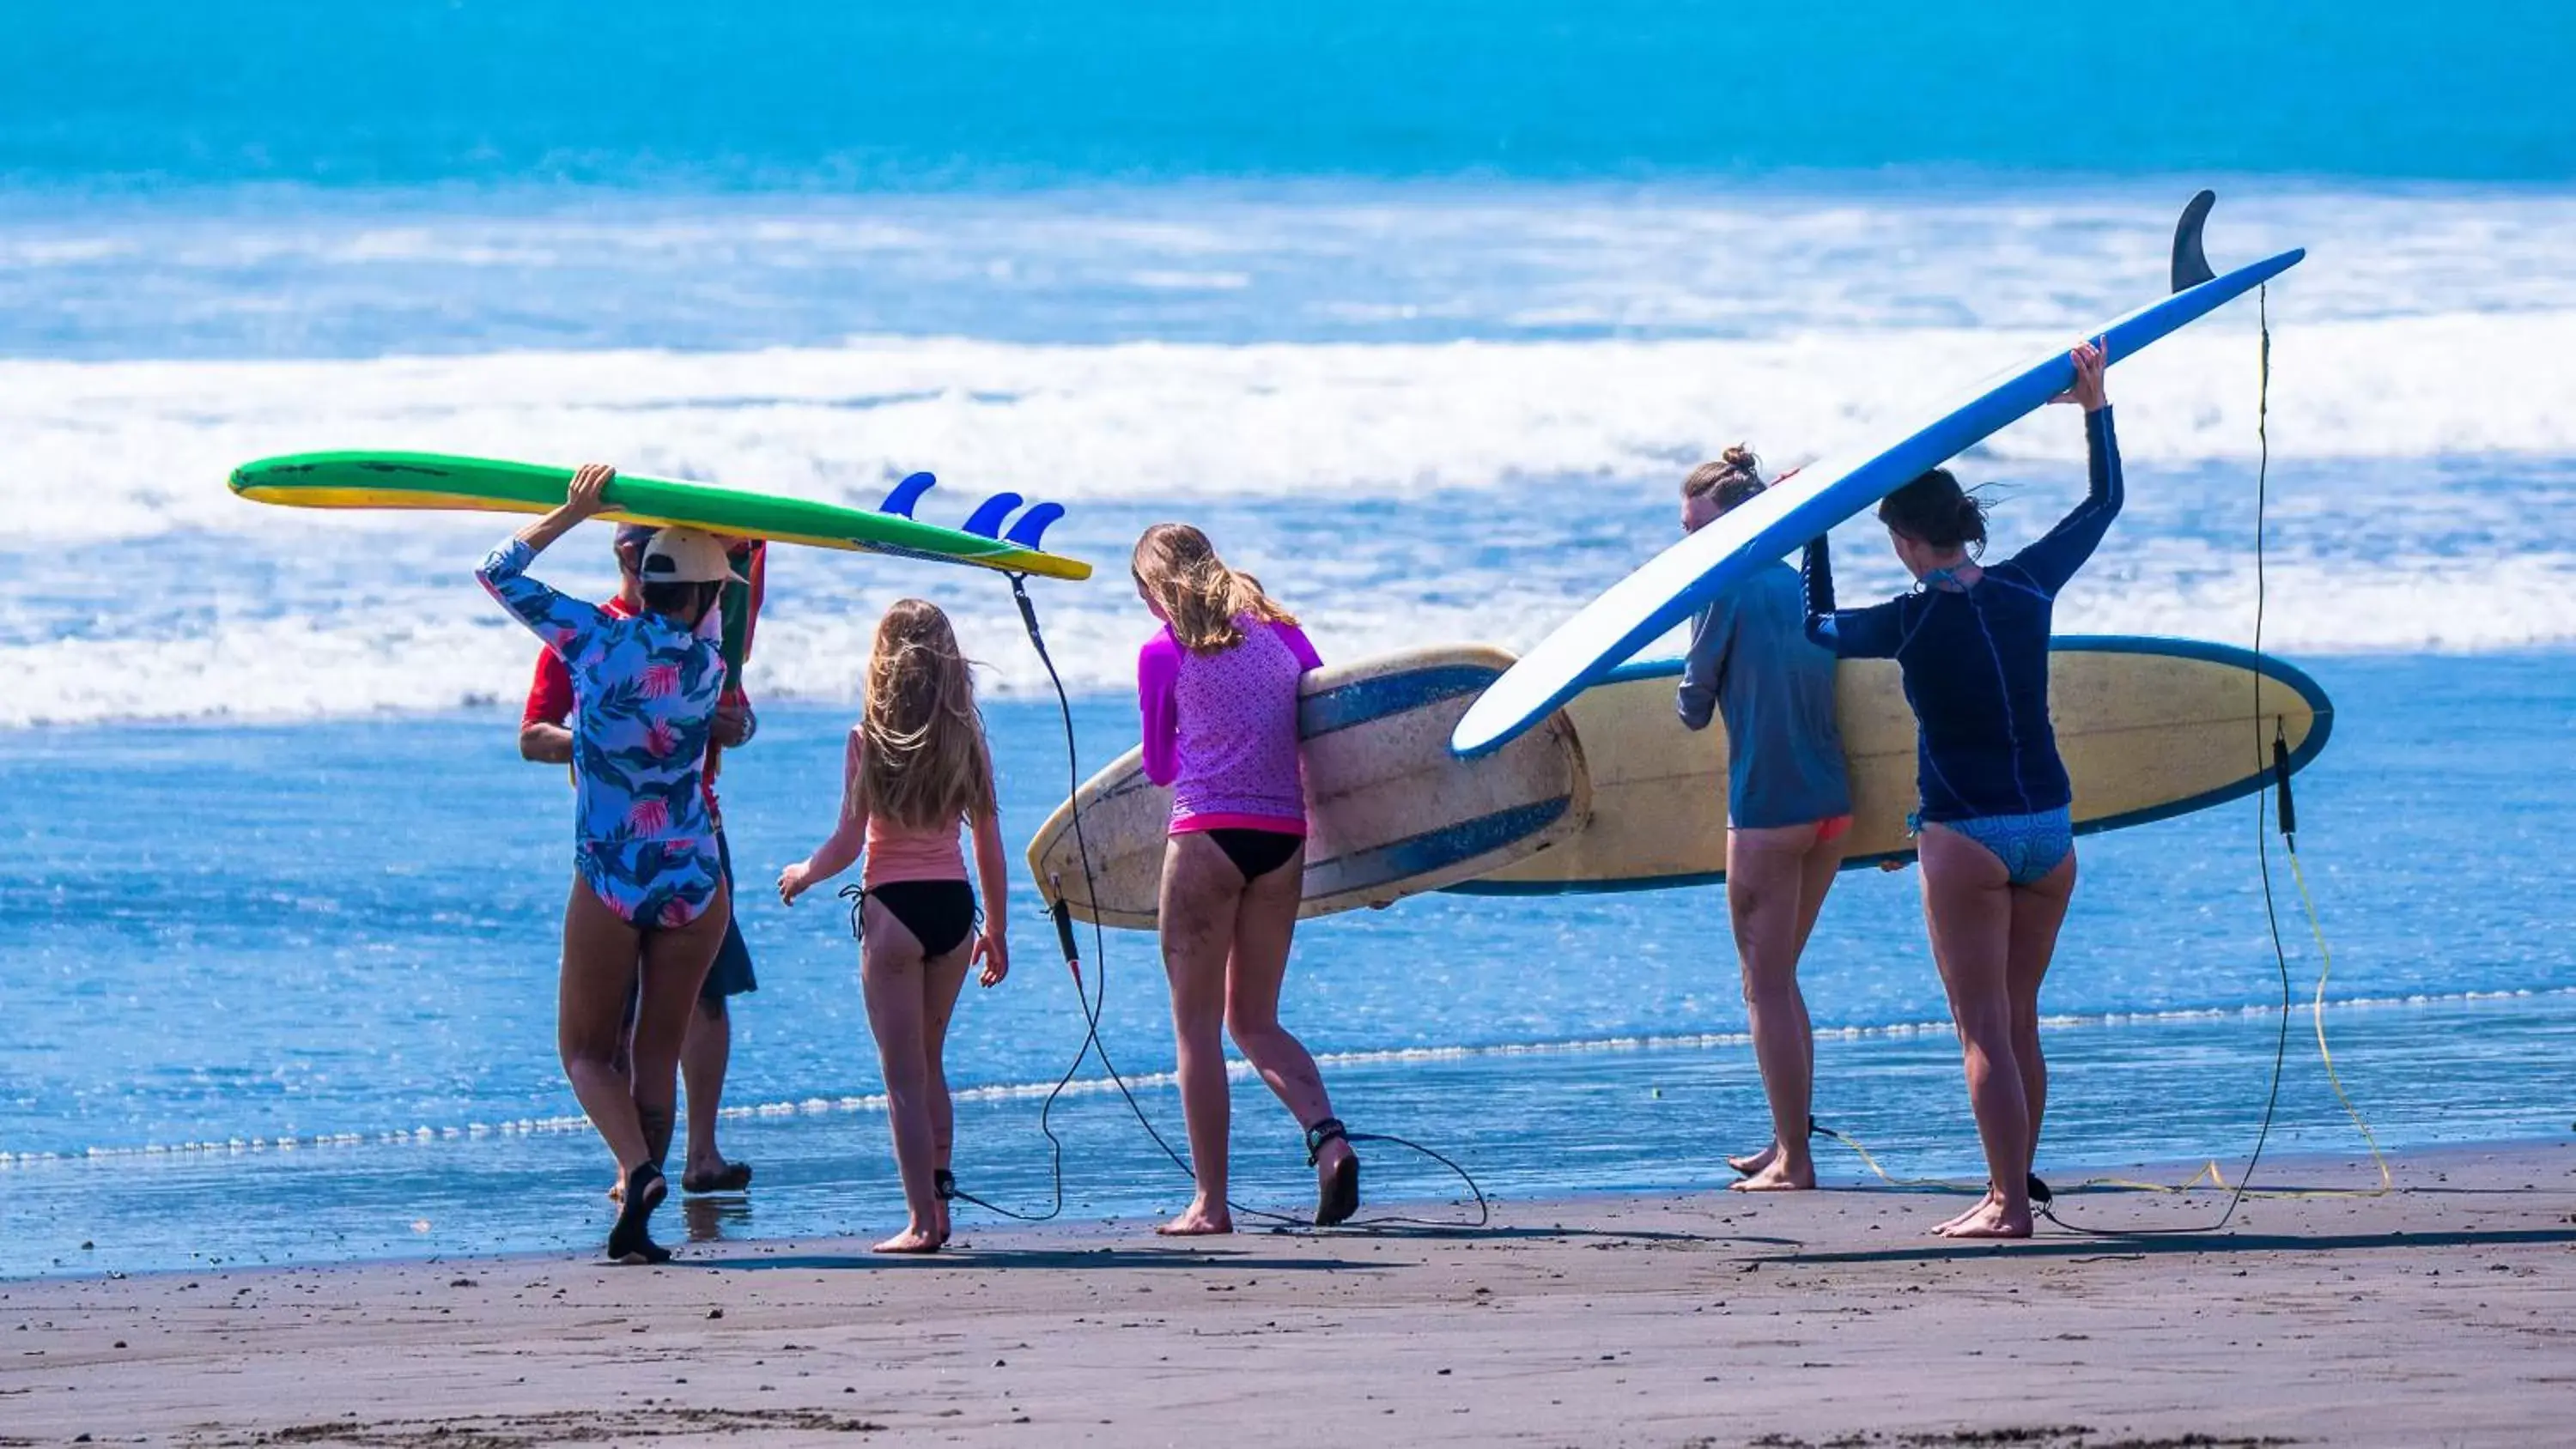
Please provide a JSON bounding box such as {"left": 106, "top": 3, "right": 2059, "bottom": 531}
{"left": 862, "top": 817, "right": 967, "bottom": 888}
{"left": 1137, "top": 616, "right": 1321, "bottom": 836}
{"left": 835, "top": 730, "right": 969, "bottom": 888}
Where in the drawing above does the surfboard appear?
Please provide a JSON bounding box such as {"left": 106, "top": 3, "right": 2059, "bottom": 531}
{"left": 1449, "top": 241, "right": 2305, "bottom": 758}
{"left": 1026, "top": 645, "right": 1591, "bottom": 929}
{"left": 1449, "top": 636, "right": 2330, "bottom": 894}
{"left": 228, "top": 452, "right": 1093, "bottom": 581}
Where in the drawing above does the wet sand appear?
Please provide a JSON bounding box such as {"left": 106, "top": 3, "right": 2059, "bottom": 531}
{"left": 3, "top": 1142, "right": 2571, "bottom": 1448}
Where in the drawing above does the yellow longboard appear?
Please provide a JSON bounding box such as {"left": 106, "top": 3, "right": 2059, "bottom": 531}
{"left": 1452, "top": 636, "right": 2330, "bottom": 893}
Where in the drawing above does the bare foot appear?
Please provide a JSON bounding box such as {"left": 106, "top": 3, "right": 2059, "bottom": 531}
{"left": 1935, "top": 1197, "right": 2033, "bottom": 1240}
{"left": 1727, "top": 1141, "right": 1780, "bottom": 1178}
{"left": 934, "top": 1200, "right": 951, "bottom": 1247}
{"left": 872, "top": 1225, "right": 941, "bottom": 1254}
{"left": 1157, "top": 1197, "right": 1232, "bottom": 1236}
{"left": 1933, "top": 1188, "right": 1997, "bottom": 1234}
{"left": 679, "top": 1158, "right": 753, "bottom": 1194}
{"left": 1728, "top": 1155, "right": 1816, "bottom": 1192}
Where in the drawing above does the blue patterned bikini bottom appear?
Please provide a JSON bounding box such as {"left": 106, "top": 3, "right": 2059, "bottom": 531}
{"left": 1922, "top": 806, "right": 2074, "bottom": 887}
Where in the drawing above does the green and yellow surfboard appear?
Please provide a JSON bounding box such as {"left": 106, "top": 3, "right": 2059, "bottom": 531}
{"left": 229, "top": 452, "right": 1092, "bottom": 581}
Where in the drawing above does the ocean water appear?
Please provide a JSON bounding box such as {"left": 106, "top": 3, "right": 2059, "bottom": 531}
{"left": 2, "top": 3, "right": 2573, "bottom": 1274}
{"left": 4, "top": 658, "right": 2574, "bottom": 1275}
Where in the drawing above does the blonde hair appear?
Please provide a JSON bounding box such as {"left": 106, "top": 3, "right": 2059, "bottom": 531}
{"left": 1682, "top": 444, "right": 1766, "bottom": 513}
{"left": 1130, "top": 524, "right": 1297, "bottom": 654}
{"left": 854, "top": 599, "right": 996, "bottom": 832}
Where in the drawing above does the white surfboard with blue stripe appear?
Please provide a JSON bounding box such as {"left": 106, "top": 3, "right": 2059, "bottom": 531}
{"left": 1451, "top": 233, "right": 2304, "bottom": 759}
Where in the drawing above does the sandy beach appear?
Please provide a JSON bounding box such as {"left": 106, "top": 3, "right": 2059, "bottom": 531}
{"left": 4, "top": 1141, "right": 2570, "bottom": 1447}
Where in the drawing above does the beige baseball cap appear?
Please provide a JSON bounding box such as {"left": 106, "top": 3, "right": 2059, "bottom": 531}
{"left": 635, "top": 527, "right": 748, "bottom": 585}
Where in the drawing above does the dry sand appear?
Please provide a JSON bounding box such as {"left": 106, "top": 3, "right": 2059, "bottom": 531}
{"left": 3, "top": 1143, "right": 2572, "bottom": 1448}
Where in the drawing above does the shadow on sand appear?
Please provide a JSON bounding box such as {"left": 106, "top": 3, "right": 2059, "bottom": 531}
{"left": 1769, "top": 1225, "right": 2576, "bottom": 1265}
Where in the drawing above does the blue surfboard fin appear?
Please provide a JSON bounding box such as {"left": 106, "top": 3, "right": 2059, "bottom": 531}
{"left": 960, "top": 492, "right": 1024, "bottom": 538}
{"left": 880, "top": 471, "right": 938, "bottom": 518}
{"left": 1003, "top": 500, "right": 1066, "bottom": 550}
{"left": 2172, "top": 191, "right": 2217, "bottom": 293}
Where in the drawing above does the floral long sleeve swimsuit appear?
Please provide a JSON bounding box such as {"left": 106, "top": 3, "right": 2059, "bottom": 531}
{"left": 478, "top": 537, "right": 729, "bottom": 927}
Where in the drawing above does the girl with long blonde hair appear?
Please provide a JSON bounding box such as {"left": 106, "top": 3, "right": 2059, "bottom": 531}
{"left": 1130, "top": 523, "right": 1358, "bottom": 1234}
{"left": 779, "top": 598, "right": 1011, "bottom": 1253}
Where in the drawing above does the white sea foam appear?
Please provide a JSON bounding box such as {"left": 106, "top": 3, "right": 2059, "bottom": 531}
{"left": 5, "top": 179, "right": 2574, "bottom": 727}
{"left": 8, "top": 312, "right": 2573, "bottom": 548}
{"left": 7, "top": 548, "right": 2567, "bottom": 731}
{"left": 2, "top": 312, "right": 2573, "bottom": 727}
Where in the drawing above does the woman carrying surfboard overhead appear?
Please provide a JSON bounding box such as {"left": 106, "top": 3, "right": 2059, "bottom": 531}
{"left": 1801, "top": 341, "right": 2123, "bottom": 1240}
{"left": 1131, "top": 524, "right": 1359, "bottom": 1234}
{"left": 1674, "top": 446, "right": 1852, "bottom": 1193}
{"left": 475, "top": 463, "right": 743, "bottom": 1264}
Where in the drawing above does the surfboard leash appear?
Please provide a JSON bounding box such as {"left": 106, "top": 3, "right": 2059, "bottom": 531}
{"left": 2038, "top": 282, "right": 2388, "bottom": 1239}
{"left": 978, "top": 572, "right": 1490, "bottom": 1234}
{"left": 1814, "top": 284, "right": 2387, "bottom": 1232}
{"left": 903, "top": 571, "right": 1136, "bottom": 1226}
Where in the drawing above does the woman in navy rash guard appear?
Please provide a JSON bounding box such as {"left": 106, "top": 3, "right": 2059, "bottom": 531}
{"left": 1801, "top": 341, "right": 2121, "bottom": 1240}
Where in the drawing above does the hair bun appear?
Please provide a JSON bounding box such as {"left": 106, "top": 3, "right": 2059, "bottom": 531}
{"left": 1720, "top": 443, "right": 1760, "bottom": 476}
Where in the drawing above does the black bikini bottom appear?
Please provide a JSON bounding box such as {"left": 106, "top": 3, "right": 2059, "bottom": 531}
{"left": 867, "top": 880, "right": 979, "bottom": 958}
{"left": 1203, "top": 828, "right": 1303, "bottom": 882}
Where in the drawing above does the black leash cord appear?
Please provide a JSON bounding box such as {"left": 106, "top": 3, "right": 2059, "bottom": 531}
{"left": 945, "top": 574, "right": 1487, "bottom": 1232}
{"left": 2042, "top": 282, "right": 2291, "bottom": 1239}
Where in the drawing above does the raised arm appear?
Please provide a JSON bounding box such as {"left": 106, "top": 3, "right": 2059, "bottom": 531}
{"left": 779, "top": 730, "right": 869, "bottom": 904}
{"left": 2011, "top": 343, "right": 2123, "bottom": 595}
{"left": 716, "top": 545, "right": 762, "bottom": 746}
{"left": 476, "top": 464, "right": 617, "bottom": 649}
{"left": 1138, "top": 631, "right": 1183, "bottom": 787}
{"left": 1801, "top": 534, "right": 1909, "bottom": 658}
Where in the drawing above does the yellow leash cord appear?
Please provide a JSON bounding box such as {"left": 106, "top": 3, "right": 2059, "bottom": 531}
{"left": 1814, "top": 278, "right": 2391, "bottom": 1214}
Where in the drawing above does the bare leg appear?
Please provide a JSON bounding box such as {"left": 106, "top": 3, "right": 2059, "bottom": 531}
{"left": 1917, "top": 826, "right": 2032, "bottom": 1239}
{"left": 679, "top": 996, "right": 739, "bottom": 1187}
{"left": 1218, "top": 841, "right": 1357, "bottom": 1213}
{"left": 560, "top": 882, "right": 652, "bottom": 1173}
{"left": 682, "top": 832, "right": 750, "bottom": 1192}
{"left": 1157, "top": 834, "right": 1244, "bottom": 1235}
{"left": 633, "top": 883, "right": 729, "bottom": 1173}
{"left": 1789, "top": 831, "right": 1843, "bottom": 1123}
{"left": 921, "top": 928, "right": 973, "bottom": 1246}
{"left": 858, "top": 898, "right": 962, "bottom": 1253}
{"left": 604, "top": 964, "right": 645, "bottom": 1199}
{"left": 1724, "top": 826, "right": 1846, "bottom": 1179}
{"left": 2007, "top": 851, "right": 2077, "bottom": 1179}
{"left": 1726, "top": 825, "right": 1822, "bottom": 1191}
{"left": 575, "top": 880, "right": 723, "bottom": 1263}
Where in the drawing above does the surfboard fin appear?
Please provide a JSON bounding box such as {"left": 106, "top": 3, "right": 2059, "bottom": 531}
{"left": 2172, "top": 190, "right": 2218, "bottom": 293}
{"left": 961, "top": 492, "right": 1024, "bottom": 538}
{"left": 1004, "top": 500, "right": 1066, "bottom": 550}
{"left": 879, "top": 471, "right": 938, "bottom": 518}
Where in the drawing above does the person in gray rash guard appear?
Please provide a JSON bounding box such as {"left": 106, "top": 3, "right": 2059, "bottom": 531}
{"left": 1675, "top": 445, "right": 1853, "bottom": 1193}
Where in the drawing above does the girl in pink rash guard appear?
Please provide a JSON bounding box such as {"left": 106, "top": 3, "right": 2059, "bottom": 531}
{"left": 1131, "top": 524, "right": 1358, "bottom": 1234}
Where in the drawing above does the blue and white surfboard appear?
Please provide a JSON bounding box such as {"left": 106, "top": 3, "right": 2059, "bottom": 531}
{"left": 1450, "top": 221, "right": 2303, "bottom": 758}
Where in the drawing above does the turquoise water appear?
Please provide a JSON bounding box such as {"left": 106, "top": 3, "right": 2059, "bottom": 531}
{"left": 5, "top": 657, "right": 2573, "bottom": 1273}
{"left": 1, "top": 3, "right": 2571, "bottom": 1274}
{"left": 7, "top": 2, "right": 2572, "bottom": 185}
